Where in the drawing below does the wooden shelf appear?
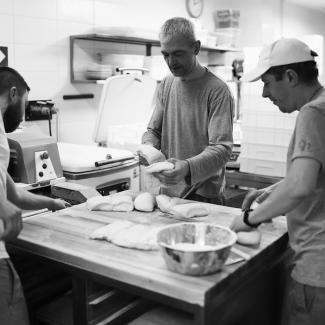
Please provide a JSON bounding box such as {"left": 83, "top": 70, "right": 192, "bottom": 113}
{"left": 70, "top": 34, "right": 241, "bottom": 83}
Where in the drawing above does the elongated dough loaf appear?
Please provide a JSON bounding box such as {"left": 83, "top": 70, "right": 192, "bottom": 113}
{"left": 156, "top": 194, "right": 173, "bottom": 213}
{"left": 86, "top": 196, "right": 113, "bottom": 211}
{"left": 170, "top": 203, "right": 209, "bottom": 218}
{"left": 145, "top": 161, "right": 174, "bottom": 174}
{"left": 86, "top": 195, "right": 134, "bottom": 212}
{"left": 237, "top": 230, "right": 261, "bottom": 246}
{"left": 134, "top": 192, "right": 156, "bottom": 212}
{"left": 156, "top": 194, "right": 192, "bottom": 213}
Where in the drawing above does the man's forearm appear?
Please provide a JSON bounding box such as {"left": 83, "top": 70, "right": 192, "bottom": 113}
{"left": 13, "top": 187, "right": 56, "bottom": 210}
{"left": 249, "top": 179, "right": 303, "bottom": 224}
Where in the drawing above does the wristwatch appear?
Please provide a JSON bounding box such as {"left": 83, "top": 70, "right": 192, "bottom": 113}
{"left": 243, "top": 209, "right": 261, "bottom": 228}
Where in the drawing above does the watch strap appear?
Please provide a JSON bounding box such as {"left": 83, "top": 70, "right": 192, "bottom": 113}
{"left": 243, "top": 209, "right": 261, "bottom": 228}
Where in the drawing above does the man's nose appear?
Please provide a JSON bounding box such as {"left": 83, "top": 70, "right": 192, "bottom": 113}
{"left": 262, "top": 87, "right": 268, "bottom": 98}
{"left": 168, "top": 55, "right": 177, "bottom": 66}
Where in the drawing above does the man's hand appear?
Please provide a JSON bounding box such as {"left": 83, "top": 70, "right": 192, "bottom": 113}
{"left": 0, "top": 200, "right": 23, "bottom": 241}
{"left": 242, "top": 188, "right": 270, "bottom": 211}
{"left": 230, "top": 213, "right": 252, "bottom": 232}
{"left": 153, "top": 158, "right": 189, "bottom": 187}
{"left": 51, "top": 199, "right": 71, "bottom": 211}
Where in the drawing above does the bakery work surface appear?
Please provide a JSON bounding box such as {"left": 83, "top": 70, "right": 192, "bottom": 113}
{"left": 11, "top": 199, "right": 289, "bottom": 325}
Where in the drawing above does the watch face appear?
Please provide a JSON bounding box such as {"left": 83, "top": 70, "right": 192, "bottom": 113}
{"left": 186, "top": 0, "right": 203, "bottom": 18}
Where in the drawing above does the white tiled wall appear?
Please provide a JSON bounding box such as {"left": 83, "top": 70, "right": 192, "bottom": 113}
{"left": 1, "top": 0, "right": 193, "bottom": 145}
{"left": 2, "top": 0, "right": 325, "bottom": 146}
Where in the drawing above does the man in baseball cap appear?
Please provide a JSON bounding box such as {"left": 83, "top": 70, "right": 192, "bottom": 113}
{"left": 231, "top": 38, "right": 325, "bottom": 325}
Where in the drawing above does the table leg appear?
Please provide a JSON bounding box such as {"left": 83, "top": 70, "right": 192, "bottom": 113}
{"left": 72, "top": 277, "right": 89, "bottom": 325}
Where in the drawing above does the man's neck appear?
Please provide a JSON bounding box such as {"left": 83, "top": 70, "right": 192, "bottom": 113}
{"left": 295, "top": 82, "right": 323, "bottom": 110}
{"left": 180, "top": 63, "right": 206, "bottom": 81}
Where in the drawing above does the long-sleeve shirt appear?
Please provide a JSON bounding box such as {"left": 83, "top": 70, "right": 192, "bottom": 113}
{"left": 0, "top": 113, "right": 10, "bottom": 259}
{"left": 142, "top": 69, "right": 234, "bottom": 198}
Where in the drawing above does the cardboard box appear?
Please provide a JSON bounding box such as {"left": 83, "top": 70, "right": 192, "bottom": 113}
{"left": 214, "top": 9, "right": 240, "bottom": 29}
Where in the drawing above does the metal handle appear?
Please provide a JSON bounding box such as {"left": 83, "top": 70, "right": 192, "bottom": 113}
{"left": 116, "top": 67, "right": 149, "bottom": 75}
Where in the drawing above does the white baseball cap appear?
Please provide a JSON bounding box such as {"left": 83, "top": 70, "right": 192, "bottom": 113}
{"left": 241, "top": 38, "right": 317, "bottom": 82}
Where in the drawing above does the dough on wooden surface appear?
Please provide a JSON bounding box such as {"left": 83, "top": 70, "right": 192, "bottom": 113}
{"left": 145, "top": 161, "right": 174, "bottom": 174}
{"left": 170, "top": 203, "right": 209, "bottom": 218}
{"left": 134, "top": 192, "right": 156, "bottom": 212}
{"left": 237, "top": 230, "right": 261, "bottom": 246}
{"left": 89, "top": 220, "right": 134, "bottom": 240}
{"left": 90, "top": 220, "right": 160, "bottom": 250}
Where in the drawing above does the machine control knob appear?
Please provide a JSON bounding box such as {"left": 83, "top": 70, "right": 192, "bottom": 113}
{"left": 42, "top": 163, "right": 47, "bottom": 169}
{"left": 121, "top": 183, "right": 130, "bottom": 191}
{"left": 39, "top": 172, "right": 44, "bottom": 177}
{"left": 40, "top": 152, "right": 48, "bottom": 160}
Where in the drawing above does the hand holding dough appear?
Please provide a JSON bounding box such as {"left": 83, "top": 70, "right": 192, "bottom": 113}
{"left": 134, "top": 192, "right": 156, "bottom": 212}
{"left": 237, "top": 230, "right": 261, "bottom": 246}
{"left": 145, "top": 161, "right": 174, "bottom": 174}
{"left": 137, "top": 144, "right": 166, "bottom": 165}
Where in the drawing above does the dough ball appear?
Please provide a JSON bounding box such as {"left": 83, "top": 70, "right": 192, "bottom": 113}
{"left": 237, "top": 230, "right": 261, "bottom": 246}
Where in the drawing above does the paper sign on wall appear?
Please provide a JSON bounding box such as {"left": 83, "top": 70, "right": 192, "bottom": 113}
{"left": 0, "top": 47, "right": 8, "bottom": 67}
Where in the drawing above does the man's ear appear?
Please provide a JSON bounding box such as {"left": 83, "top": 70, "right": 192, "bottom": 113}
{"left": 8, "top": 87, "right": 18, "bottom": 102}
{"left": 193, "top": 40, "right": 201, "bottom": 55}
{"left": 285, "top": 69, "right": 299, "bottom": 87}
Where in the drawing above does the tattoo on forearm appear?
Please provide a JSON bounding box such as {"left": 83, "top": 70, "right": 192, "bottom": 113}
{"left": 298, "top": 139, "right": 312, "bottom": 152}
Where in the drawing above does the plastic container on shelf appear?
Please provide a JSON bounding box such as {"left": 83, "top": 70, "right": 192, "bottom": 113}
{"left": 239, "top": 155, "right": 286, "bottom": 177}
{"left": 213, "top": 9, "right": 240, "bottom": 29}
{"left": 241, "top": 126, "right": 292, "bottom": 146}
{"left": 240, "top": 142, "right": 288, "bottom": 162}
{"left": 241, "top": 109, "right": 297, "bottom": 130}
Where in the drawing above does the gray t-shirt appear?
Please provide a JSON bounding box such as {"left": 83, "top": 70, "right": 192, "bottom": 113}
{"left": 287, "top": 87, "right": 325, "bottom": 287}
{"left": 142, "top": 69, "right": 234, "bottom": 198}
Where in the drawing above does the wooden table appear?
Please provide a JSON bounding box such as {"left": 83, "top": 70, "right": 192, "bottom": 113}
{"left": 11, "top": 202, "right": 288, "bottom": 325}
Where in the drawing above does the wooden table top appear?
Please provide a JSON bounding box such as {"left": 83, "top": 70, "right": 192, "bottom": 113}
{"left": 14, "top": 202, "right": 287, "bottom": 308}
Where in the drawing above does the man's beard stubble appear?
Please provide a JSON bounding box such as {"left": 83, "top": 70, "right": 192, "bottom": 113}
{"left": 3, "top": 101, "right": 23, "bottom": 133}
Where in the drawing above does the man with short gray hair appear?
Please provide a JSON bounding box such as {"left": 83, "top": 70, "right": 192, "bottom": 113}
{"left": 142, "top": 17, "right": 234, "bottom": 204}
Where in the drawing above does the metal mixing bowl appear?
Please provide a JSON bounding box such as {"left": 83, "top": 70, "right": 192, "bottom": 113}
{"left": 157, "top": 223, "right": 237, "bottom": 276}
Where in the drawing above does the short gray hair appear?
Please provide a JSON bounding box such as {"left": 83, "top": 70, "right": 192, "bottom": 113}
{"left": 159, "top": 17, "right": 196, "bottom": 44}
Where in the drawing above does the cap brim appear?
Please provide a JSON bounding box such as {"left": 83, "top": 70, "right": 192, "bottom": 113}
{"left": 241, "top": 66, "right": 269, "bottom": 82}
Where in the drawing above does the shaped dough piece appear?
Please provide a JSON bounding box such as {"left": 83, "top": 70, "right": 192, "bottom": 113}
{"left": 137, "top": 144, "right": 166, "bottom": 165}
{"left": 170, "top": 203, "right": 209, "bottom": 218}
{"left": 134, "top": 192, "right": 156, "bottom": 212}
{"left": 86, "top": 196, "right": 113, "bottom": 211}
{"left": 145, "top": 161, "right": 174, "bottom": 174}
{"left": 237, "top": 230, "right": 261, "bottom": 246}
